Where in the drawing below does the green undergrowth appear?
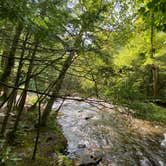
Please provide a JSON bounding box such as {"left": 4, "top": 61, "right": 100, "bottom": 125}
{"left": 2, "top": 109, "right": 72, "bottom": 166}
{"left": 128, "top": 101, "right": 166, "bottom": 125}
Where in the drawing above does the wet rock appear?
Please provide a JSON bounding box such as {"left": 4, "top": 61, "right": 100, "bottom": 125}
{"left": 140, "top": 158, "right": 152, "bottom": 166}
{"left": 161, "top": 133, "right": 166, "bottom": 147}
{"left": 80, "top": 155, "right": 102, "bottom": 166}
{"left": 85, "top": 116, "right": 93, "bottom": 120}
{"left": 159, "top": 161, "right": 164, "bottom": 166}
{"left": 78, "top": 144, "right": 86, "bottom": 148}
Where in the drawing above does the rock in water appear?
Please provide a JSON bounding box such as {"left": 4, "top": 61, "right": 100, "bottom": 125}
{"left": 85, "top": 116, "right": 93, "bottom": 120}
{"left": 78, "top": 144, "right": 86, "bottom": 148}
{"left": 79, "top": 156, "right": 102, "bottom": 166}
{"left": 161, "top": 133, "right": 166, "bottom": 147}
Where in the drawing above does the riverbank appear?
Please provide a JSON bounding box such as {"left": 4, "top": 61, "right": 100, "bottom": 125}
{"left": 0, "top": 107, "right": 72, "bottom": 166}
{"left": 1, "top": 98, "right": 166, "bottom": 166}
{"left": 123, "top": 101, "right": 166, "bottom": 125}
{"left": 57, "top": 99, "right": 166, "bottom": 165}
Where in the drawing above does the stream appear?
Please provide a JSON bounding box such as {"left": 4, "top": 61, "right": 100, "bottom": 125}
{"left": 54, "top": 98, "right": 166, "bottom": 166}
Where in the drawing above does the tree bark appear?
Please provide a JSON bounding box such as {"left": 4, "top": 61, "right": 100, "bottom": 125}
{"left": 40, "top": 52, "right": 74, "bottom": 126}
{"left": 0, "top": 23, "right": 23, "bottom": 91}
{"left": 12, "top": 39, "right": 38, "bottom": 132}
{"left": 150, "top": 10, "right": 158, "bottom": 98}
{"left": 32, "top": 101, "right": 41, "bottom": 160}
{"left": 152, "top": 65, "right": 158, "bottom": 98}
{"left": 0, "top": 32, "right": 30, "bottom": 135}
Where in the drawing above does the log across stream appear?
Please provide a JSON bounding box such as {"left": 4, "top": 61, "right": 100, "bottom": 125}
{"left": 53, "top": 98, "right": 166, "bottom": 165}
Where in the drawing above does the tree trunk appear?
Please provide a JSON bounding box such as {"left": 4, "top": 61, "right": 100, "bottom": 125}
{"left": 0, "top": 23, "right": 23, "bottom": 90}
{"left": 152, "top": 65, "right": 158, "bottom": 98}
{"left": 0, "top": 23, "right": 13, "bottom": 70}
{"left": 0, "top": 32, "right": 30, "bottom": 136}
{"left": 32, "top": 101, "right": 41, "bottom": 160}
{"left": 40, "top": 52, "right": 74, "bottom": 126}
{"left": 150, "top": 10, "right": 158, "bottom": 98}
{"left": 12, "top": 40, "right": 38, "bottom": 133}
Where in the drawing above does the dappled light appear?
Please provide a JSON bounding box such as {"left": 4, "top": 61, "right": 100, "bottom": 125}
{"left": 0, "top": 0, "right": 165, "bottom": 165}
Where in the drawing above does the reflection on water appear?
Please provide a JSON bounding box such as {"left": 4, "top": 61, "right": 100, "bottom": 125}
{"left": 55, "top": 99, "right": 166, "bottom": 165}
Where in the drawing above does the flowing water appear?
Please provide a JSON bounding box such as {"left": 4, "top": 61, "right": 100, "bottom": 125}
{"left": 54, "top": 98, "right": 166, "bottom": 166}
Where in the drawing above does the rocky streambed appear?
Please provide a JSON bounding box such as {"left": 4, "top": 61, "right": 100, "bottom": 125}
{"left": 53, "top": 98, "right": 166, "bottom": 166}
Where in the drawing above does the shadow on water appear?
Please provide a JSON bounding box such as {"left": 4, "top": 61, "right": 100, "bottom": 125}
{"left": 55, "top": 99, "right": 166, "bottom": 166}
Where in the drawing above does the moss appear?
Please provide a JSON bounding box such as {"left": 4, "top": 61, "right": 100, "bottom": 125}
{"left": 9, "top": 110, "right": 72, "bottom": 166}
{"left": 17, "top": 156, "right": 50, "bottom": 166}
{"left": 58, "top": 153, "right": 73, "bottom": 166}
{"left": 130, "top": 101, "right": 166, "bottom": 125}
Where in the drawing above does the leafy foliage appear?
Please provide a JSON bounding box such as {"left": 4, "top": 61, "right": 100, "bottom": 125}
{"left": 0, "top": 0, "right": 165, "bottom": 165}
{"left": 0, "top": 139, "right": 21, "bottom": 166}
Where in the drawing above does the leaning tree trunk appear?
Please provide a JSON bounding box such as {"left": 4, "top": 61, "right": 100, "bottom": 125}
{"left": 40, "top": 52, "right": 74, "bottom": 126}
{"left": 0, "top": 32, "right": 30, "bottom": 136}
{"left": 0, "top": 23, "right": 23, "bottom": 99}
{"left": 12, "top": 40, "right": 38, "bottom": 133}
{"left": 41, "top": 29, "right": 83, "bottom": 126}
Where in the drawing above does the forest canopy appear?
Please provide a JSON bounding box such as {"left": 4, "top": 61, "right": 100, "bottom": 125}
{"left": 0, "top": 0, "right": 166, "bottom": 165}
